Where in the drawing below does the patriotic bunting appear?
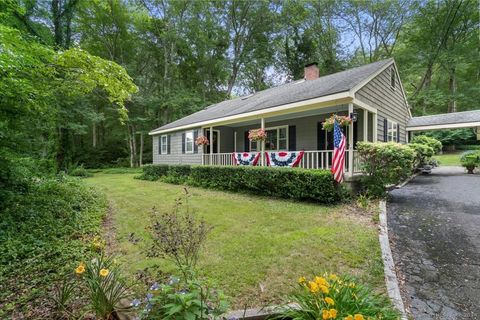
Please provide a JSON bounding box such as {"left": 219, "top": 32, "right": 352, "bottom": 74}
{"left": 265, "top": 151, "right": 304, "bottom": 167}
{"left": 232, "top": 152, "right": 261, "bottom": 166}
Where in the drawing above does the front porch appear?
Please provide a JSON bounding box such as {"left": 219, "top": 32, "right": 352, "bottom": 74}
{"left": 199, "top": 102, "right": 376, "bottom": 176}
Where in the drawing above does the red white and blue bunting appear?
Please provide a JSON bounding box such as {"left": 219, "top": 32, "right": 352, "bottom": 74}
{"left": 232, "top": 152, "right": 261, "bottom": 166}
{"left": 265, "top": 151, "right": 304, "bottom": 168}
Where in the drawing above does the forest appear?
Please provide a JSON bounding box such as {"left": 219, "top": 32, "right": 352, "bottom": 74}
{"left": 1, "top": 0, "right": 478, "bottom": 173}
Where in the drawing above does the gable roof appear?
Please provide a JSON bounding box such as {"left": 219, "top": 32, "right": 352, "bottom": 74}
{"left": 150, "top": 58, "right": 394, "bottom": 134}
{"left": 407, "top": 110, "right": 480, "bottom": 131}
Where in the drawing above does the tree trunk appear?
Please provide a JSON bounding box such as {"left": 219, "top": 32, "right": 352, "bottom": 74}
{"left": 92, "top": 123, "right": 97, "bottom": 148}
{"left": 128, "top": 135, "right": 134, "bottom": 168}
{"left": 131, "top": 125, "right": 137, "bottom": 167}
{"left": 51, "top": 0, "right": 63, "bottom": 47}
{"left": 447, "top": 65, "right": 457, "bottom": 113}
{"left": 139, "top": 132, "right": 144, "bottom": 167}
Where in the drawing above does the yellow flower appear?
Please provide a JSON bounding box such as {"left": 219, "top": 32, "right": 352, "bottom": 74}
{"left": 99, "top": 268, "right": 109, "bottom": 277}
{"left": 354, "top": 315, "right": 364, "bottom": 320}
{"left": 298, "top": 276, "right": 306, "bottom": 284}
{"left": 329, "top": 309, "right": 337, "bottom": 318}
{"left": 324, "top": 297, "right": 335, "bottom": 305}
{"left": 329, "top": 274, "right": 338, "bottom": 281}
{"left": 349, "top": 282, "right": 356, "bottom": 288}
{"left": 75, "top": 264, "right": 85, "bottom": 275}
{"left": 308, "top": 281, "right": 320, "bottom": 293}
{"left": 320, "top": 285, "right": 329, "bottom": 294}
{"left": 322, "top": 309, "right": 330, "bottom": 320}
{"left": 315, "top": 276, "right": 329, "bottom": 287}
{"left": 344, "top": 316, "right": 353, "bottom": 320}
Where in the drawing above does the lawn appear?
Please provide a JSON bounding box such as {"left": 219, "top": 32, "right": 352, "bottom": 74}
{"left": 86, "top": 173, "right": 384, "bottom": 308}
{"left": 433, "top": 152, "right": 462, "bottom": 166}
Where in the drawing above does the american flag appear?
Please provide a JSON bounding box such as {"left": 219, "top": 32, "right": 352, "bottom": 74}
{"left": 331, "top": 119, "right": 346, "bottom": 183}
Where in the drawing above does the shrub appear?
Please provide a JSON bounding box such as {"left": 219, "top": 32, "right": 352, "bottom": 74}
{"left": 69, "top": 164, "right": 93, "bottom": 177}
{"left": 138, "top": 164, "right": 169, "bottom": 181}
{"left": 162, "top": 164, "right": 191, "bottom": 184}
{"left": 148, "top": 190, "right": 212, "bottom": 278}
{"left": 0, "top": 176, "right": 106, "bottom": 318}
{"left": 132, "top": 276, "right": 228, "bottom": 320}
{"left": 411, "top": 135, "right": 442, "bottom": 154}
{"left": 357, "top": 142, "right": 415, "bottom": 197}
{"left": 188, "top": 166, "right": 343, "bottom": 204}
{"left": 276, "top": 274, "right": 398, "bottom": 320}
{"left": 460, "top": 151, "right": 480, "bottom": 173}
{"left": 407, "top": 143, "right": 435, "bottom": 169}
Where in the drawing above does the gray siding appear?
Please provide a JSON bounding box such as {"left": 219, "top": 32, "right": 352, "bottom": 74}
{"left": 355, "top": 66, "right": 410, "bottom": 143}
{"left": 152, "top": 128, "right": 203, "bottom": 165}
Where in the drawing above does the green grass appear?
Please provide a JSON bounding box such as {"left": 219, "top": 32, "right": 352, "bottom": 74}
{"left": 434, "top": 152, "right": 462, "bottom": 166}
{"left": 85, "top": 173, "right": 384, "bottom": 308}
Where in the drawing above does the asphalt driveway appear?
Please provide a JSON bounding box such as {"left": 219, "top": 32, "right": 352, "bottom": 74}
{"left": 387, "top": 167, "right": 480, "bottom": 320}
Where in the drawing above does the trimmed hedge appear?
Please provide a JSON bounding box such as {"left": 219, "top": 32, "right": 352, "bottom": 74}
{"left": 139, "top": 164, "right": 343, "bottom": 204}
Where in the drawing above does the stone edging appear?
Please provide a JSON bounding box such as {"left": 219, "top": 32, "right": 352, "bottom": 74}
{"left": 378, "top": 200, "right": 408, "bottom": 320}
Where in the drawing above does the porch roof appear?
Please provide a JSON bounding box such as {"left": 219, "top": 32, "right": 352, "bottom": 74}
{"left": 407, "top": 110, "right": 480, "bottom": 131}
{"left": 150, "top": 59, "right": 393, "bottom": 135}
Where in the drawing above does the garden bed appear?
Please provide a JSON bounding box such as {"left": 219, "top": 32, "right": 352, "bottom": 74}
{"left": 86, "top": 173, "right": 385, "bottom": 309}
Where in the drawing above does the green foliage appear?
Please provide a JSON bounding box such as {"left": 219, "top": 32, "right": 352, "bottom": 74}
{"left": 161, "top": 165, "right": 192, "bottom": 185}
{"left": 137, "top": 164, "right": 170, "bottom": 181}
{"left": 424, "top": 129, "right": 477, "bottom": 147}
{"left": 357, "top": 142, "right": 415, "bottom": 197}
{"left": 189, "top": 166, "right": 343, "bottom": 204}
{"left": 0, "top": 176, "right": 106, "bottom": 318}
{"left": 80, "top": 254, "right": 131, "bottom": 319}
{"left": 411, "top": 135, "right": 442, "bottom": 154}
{"left": 133, "top": 276, "right": 228, "bottom": 320}
{"left": 277, "top": 274, "right": 398, "bottom": 320}
{"left": 408, "top": 143, "right": 435, "bottom": 169}
{"left": 460, "top": 151, "right": 480, "bottom": 171}
{"left": 69, "top": 164, "right": 93, "bottom": 177}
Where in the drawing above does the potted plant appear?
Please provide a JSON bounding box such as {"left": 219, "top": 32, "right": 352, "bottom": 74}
{"left": 248, "top": 128, "right": 267, "bottom": 142}
{"left": 195, "top": 135, "right": 209, "bottom": 146}
{"left": 322, "top": 114, "right": 352, "bottom": 131}
{"left": 460, "top": 151, "right": 480, "bottom": 174}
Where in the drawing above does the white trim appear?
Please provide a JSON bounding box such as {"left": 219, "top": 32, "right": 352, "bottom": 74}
{"left": 259, "top": 125, "right": 289, "bottom": 152}
{"left": 185, "top": 130, "right": 194, "bottom": 154}
{"left": 206, "top": 129, "right": 220, "bottom": 153}
{"left": 406, "top": 121, "right": 480, "bottom": 132}
{"left": 352, "top": 98, "right": 377, "bottom": 114}
{"left": 160, "top": 134, "right": 168, "bottom": 154}
{"left": 373, "top": 113, "right": 378, "bottom": 142}
{"left": 348, "top": 103, "right": 354, "bottom": 177}
{"left": 149, "top": 92, "right": 353, "bottom": 135}
{"left": 363, "top": 109, "right": 369, "bottom": 142}
{"left": 386, "top": 119, "right": 399, "bottom": 142}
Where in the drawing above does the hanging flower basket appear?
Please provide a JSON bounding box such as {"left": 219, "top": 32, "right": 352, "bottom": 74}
{"left": 248, "top": 128, "right": 267, "bottom": 142}
{"left": 195, "top": 135, "right": 209, "bottom": 146}
{"left": 322, "top": 114, "right": 352, "bottom": 131}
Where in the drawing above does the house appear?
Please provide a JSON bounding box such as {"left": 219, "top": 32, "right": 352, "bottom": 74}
{"left": 149, "top": 58, "right": 411, "bottom": 177}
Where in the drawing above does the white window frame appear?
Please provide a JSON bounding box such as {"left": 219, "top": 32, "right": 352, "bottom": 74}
{"left": 387, "top": 119, "right": 398, "bottom": 142}
{"left": 160, "top": 135, "right": 168, "bottom": 154}
{"left": 250, "top": 125, "right": 289, "bottom": 151}
{"left": 185, "top": 130, "right": 194, "bottom": 153}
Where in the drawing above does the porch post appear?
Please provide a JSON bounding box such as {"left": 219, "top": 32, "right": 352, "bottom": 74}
{"left": 363, "top": 109, "right": 368, "bottom": 142}
{"left": 209, "top": 126, "right": 213, "bottom": 165}
{"left": 261, "top": 118, "right": 265, "bottom": 166}
{"left": 348, "top": 103, "right": 354, "bottom": 177}
{"left": 373, "top": 113, "right": 378, "bottom": 142}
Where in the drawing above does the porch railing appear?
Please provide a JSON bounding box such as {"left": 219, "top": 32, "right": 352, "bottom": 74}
{"left": 202, "top": 150, "right": 363, "bottom": 173}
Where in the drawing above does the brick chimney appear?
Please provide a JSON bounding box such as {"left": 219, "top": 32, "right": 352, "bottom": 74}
{"left": 304, "top": 62, "right": 319, "bottom": 80}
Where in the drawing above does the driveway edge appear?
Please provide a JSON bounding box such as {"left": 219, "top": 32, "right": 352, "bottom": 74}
{"left": 379, "top": 200, "right": 407, "bottom": 320}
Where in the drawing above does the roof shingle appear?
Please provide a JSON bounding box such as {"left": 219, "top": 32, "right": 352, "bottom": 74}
{"left": 407, "top": 110, "right": 480, "bottom": 128}
{"left": 151, "top": 59, "right": 393, "bottom": 133}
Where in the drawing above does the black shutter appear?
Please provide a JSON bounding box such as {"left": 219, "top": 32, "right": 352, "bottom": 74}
{"left": 384, "top": 118, "right": 388, "bottom": 142}
{"left": 167, "top": 135, "right": 171, "bottom": 154}
{"left": 288, "top": 125, "right": 296, "bottom": 151}
{"left": 158, "top": 136, "right": 162, "bottom": 154}
{"left": 397, "top": 125, "right": 400, "bottom": 143}
{"left": 317, "top": 122, "right": 326, "bottom": 150}
{"left": 193, "top": 130, "right": 199, "bottom": 153}
{"left": 182, "top": 133, "right": 186, "bottom": 154}
{"left": 244, "top": 131, "right": 249, "bottom": 152}
{"left": 353, "top": 121, "right": 358, "bottom": 148}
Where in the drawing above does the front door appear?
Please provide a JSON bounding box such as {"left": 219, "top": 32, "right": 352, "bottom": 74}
{"left": 206, "top": 130, "right": 219, "bottom": 153}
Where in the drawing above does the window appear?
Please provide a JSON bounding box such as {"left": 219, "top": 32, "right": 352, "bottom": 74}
{"left": 185, "top": 131, "right": 194, "bottom": 153}
{"left": 250, "top": 126, "right": 288, "bottom": 151}
{"left": 160, "top": 135, "right": 168, "bottom": 154}
{"left": 390, "top": 68, "right": 396, "bottom": 88}
{"left": 387, "top": 119, "right": 398, "bottom": 142}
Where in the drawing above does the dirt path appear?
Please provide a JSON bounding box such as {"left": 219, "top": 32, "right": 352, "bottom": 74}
{"left": 387, "top": 167, "right": 480, "bottom": 320}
